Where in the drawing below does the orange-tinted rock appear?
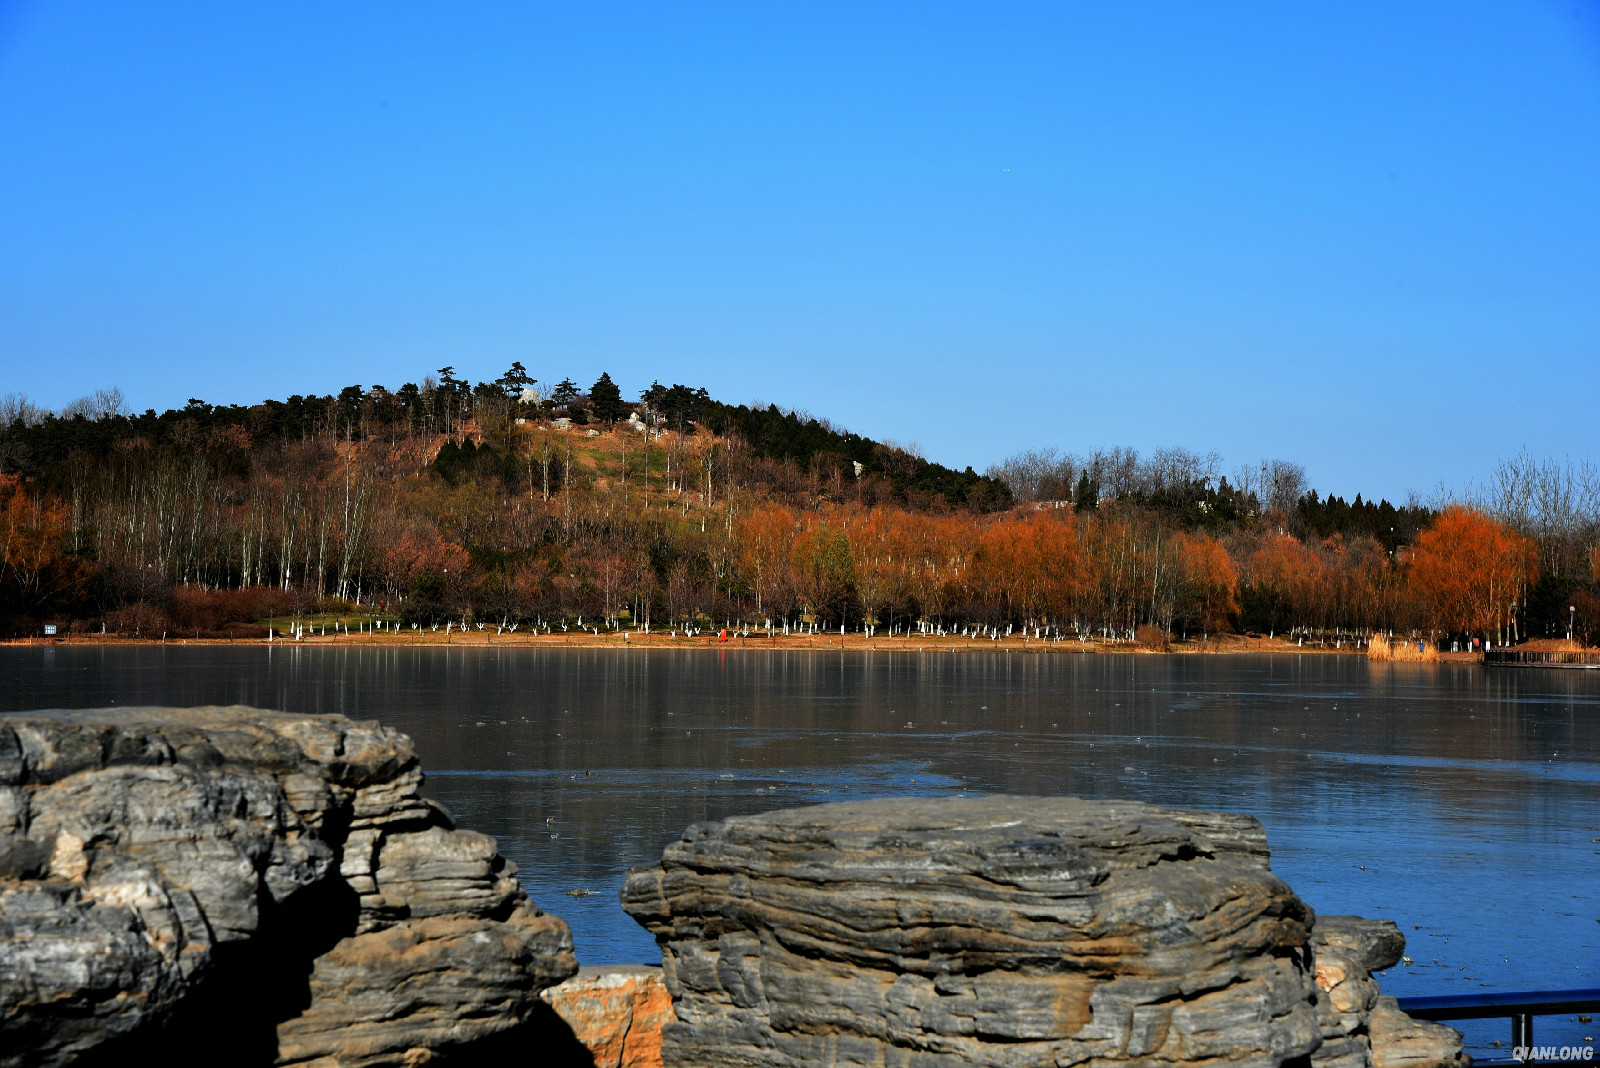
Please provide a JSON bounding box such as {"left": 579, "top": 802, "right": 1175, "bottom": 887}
{"left": 541, "top": 965, "right": 674, "bottom": 1068}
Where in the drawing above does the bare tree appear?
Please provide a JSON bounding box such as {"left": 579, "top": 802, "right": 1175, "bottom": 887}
{"left": 987, "top": 448, "right": 1076, "bottom": 503}
{"left": 1145, "top": 448, "right": 1221, "bottom": 496}
{"left": 60, "top": 387, "right": 127, "bottom": 421}
{"left": 0, "top": 393, "right": 49, "bottom": 427}
{"left": 1471, "top": 451, "right": 1600, "bottom": 580}
{"left": 1263, "top": 460, "right": 1307, "bottom": 517}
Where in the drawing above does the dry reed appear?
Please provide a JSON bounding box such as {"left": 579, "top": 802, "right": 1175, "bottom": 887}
{"left": 1366, "top": 634, "right": 1440, "bottom": 663}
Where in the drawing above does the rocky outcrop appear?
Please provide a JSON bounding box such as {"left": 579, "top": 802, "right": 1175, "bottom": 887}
{"left": 1314, "top": 915, "right": 1406, "bottom": 976}
{"left": 2, "top": 714, "right": 1466, "bottom": 1068}
{"left": 0, "top": 706, "right": 576, "bottom": 1067}
{"left": 622, "top": 795, "right": 1466, "bottom": 1068}
{"left": 541, "top": 965, "right": 673, "bottom": 1068}
{"left": 1307, "top": 916, "right": 1464, "bottom": 1068}
{"left": 1369, "top": 997, "right": 1467, "bottom": 1068}
{"left": 1309, "top": 916, "right": 1392, "bottom": 1068}
{"left": 622, "top": 795, "right": 1326, "bottom": 1067}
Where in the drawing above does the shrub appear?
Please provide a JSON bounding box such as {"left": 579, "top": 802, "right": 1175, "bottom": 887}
{"left": 168, "top": 585, "right": 291, "bottom": 630}
{"left": 1134, "top": 624, "right": 1170, "bottom": 651}
{"left": 106, "top": 602, "right": 169, "bottom": 637}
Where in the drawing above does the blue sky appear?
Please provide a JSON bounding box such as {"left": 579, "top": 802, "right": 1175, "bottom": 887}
{"left": 2, "top": 2, "right": 1597, "bottom": 500}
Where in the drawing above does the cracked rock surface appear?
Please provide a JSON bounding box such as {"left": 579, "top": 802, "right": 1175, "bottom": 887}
{"left": 622, "top": 795, "right": 1466, "bottom": 1068}
{"left": 540, "top": 965, "right": 674, "bottom": 1068}
{"left": 622, "top": 795, "right": 1323, "bottom": 1067}
{"left": 0, "top": 706, "right": 575, "bottom": 1067}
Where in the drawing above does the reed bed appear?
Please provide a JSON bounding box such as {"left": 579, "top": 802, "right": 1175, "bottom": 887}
{"left": 1366, "top": 634, "right": 1440, "bottom": 663}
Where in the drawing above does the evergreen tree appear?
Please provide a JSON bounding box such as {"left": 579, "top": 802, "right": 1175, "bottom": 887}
{"left": 590, "top": 372, "right": 623, "bottom": 423}
{"left": 1075, "top": 472, "right": 1099, "bottom": 512}
{"left": 549, "top": 378, "right": 581, "bottom": 407}
{"left": 434, "top": 366, "right": 468, "bottom": 433}
{"left": 496, "top": 361, "right": 535, "bottom": 399}
{"left": 336, "top": 385, "right": 365, "bottom": 440}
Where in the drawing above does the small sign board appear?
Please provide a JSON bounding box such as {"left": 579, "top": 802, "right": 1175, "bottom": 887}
{"left": 43, "top": 624, "right": 57, "bottom": 636}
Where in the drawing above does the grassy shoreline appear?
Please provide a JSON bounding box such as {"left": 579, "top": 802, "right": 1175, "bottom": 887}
{"left": 3, "top": 631, "right": 1484, "bottom": 661}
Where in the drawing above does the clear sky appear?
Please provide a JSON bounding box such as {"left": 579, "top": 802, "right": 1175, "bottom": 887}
{"left": 2, "top": 2, "right": 1597, "bottom": 501}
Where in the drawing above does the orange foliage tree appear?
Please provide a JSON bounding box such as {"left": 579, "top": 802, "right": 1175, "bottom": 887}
{"left": 1175, "top": 532, "right": 1237, "bottom": 635}
{"left": 891, "top": 512, "right": 969, "bottom": 626}
{"left": 0, "top": 475, "right": 91, "bottom": 618}
{"left": 841, "top": 507, "right": 899, "bottom": 626}
{"left": 973, "top": 511, "right": 1083, "bottom": 627}
{"left": 737, "top": 502, "right": 795, "bottom": 616}
{"left": 1246, "top": 533, "right": 1325, "bottom": 634}
{"left": 1408, "top": 505, "right": 1537, "bottom": 638}
{"left": 1317, "top": 535, "right": 1390, "bottom": 635}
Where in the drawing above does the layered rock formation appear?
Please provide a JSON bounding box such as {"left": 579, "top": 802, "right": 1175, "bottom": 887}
{"left": 1368, "top": 999, "right": 1469, "bottom": 1068}
{"left": 1309, "top": 915, "right": 1401, "bottom": 1068}
{"left": 1304, "top": 916, "right": 1462, "bottom": 1068}
{"left": 0, "top": 706, "right": 576, "bottom": 1067}
{"left": 622, "top": 795, "right": 1465, "bottom": 1068}
{"left": 1, "top": 710, "right": 1468, "bottom": 1068}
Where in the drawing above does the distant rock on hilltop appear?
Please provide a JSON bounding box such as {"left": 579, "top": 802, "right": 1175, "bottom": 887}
{"left": 0, "top": 706, "right": 577, "bottom": 1067}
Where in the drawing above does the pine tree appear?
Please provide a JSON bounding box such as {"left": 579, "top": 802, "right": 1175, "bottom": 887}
{"left": 590, "top": 372, "right": 623, "bottom": 423}
{"left": 549, "top": 378, "right": 580, "bottom": 407}
{"left": 496, "top": 361, "right": 535, "bottom": 399}
{"left": 1074, "top": 472, "right": 1099, "bottom": 512}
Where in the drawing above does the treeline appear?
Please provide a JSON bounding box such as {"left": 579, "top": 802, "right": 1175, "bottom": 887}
{"left": 1, "top": 374, "right": 1596, "bottom": 645}
{"left": 0, "top": 370, "right": 1007, "bottom": 512}
{"left": 987, "top": 446, "right": 1431, "bottom": 550}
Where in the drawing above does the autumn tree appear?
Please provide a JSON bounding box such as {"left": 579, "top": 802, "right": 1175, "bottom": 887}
{"left": 1408, "top": 505, "right": 1538, "bottom": 640}
{"left": 791, "top": 520, "right": 855, "bottom": 626}
{"left": 589, "top": 547, "right": 630, "bottom": 626}
{"left": 1244, "top": 533, "right": 1324, "bottom": 635}
{"left": 737, "top": 501, "right": 795, "bottom": 615}
{"left": 972, "top": 511, "right": 1082, "bottom": 627}
{"left": 1570, "top": 588, "right": 1599, "bottom": 646}
{"left": 1317, "top": 535, "right": 1389, "bottom": 636}
{"left": 0, "top": 475, "right": 91, "bottom": 623}
{"left": 842, "top": 507, "right": 902, "bottom": 626}
{"left": 666, "top": 557, "right": 706, "bottom": 625}
{"left": 891, "top": 512, "right": 964, "bottom": 626}
{"left": 1175, "top": 532, "right": 1237, "bottom": 636}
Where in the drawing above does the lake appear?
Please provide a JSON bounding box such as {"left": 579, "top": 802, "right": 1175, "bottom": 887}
{"left": 4, "top": 645, "right": 1597, "bottom": 1058}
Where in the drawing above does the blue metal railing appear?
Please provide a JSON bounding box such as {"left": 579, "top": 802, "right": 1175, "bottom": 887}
{"left": 1395, "top": 988, "right": 1600, "bottom": 1065}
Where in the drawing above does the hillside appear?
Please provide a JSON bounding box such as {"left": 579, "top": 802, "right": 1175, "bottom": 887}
{"left": 0, "top": 370, "right": 1595, "bottom": 644}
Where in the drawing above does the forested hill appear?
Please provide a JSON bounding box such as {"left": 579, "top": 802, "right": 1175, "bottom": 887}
{"left": 0, "top": 375, "right": 1009, "bottom": 512}
{"left": 1, "top": 371, "right": 1594, "bottom": 644}
{"left": 700, "top": 401, "right": 1007, "bottom": 511}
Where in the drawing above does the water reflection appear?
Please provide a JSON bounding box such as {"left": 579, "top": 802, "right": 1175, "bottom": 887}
{"left": 5, "top": 646, "right": 1597, "bottom": 1057}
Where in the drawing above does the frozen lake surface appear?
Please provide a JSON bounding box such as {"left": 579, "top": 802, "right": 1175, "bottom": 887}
{"left": 6, "top": 645, "right": 1597, "bottom": 1058}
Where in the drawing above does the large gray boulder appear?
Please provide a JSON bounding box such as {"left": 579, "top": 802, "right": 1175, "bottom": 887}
{"left": 622, "top": 795, "right": 1324, "bottom": 1067}
{"left": 0, "top": 706, "right": 576, "bottom": 1067}
{"left": 622, "top": 795, "right": 1467, "bottom": 1068}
